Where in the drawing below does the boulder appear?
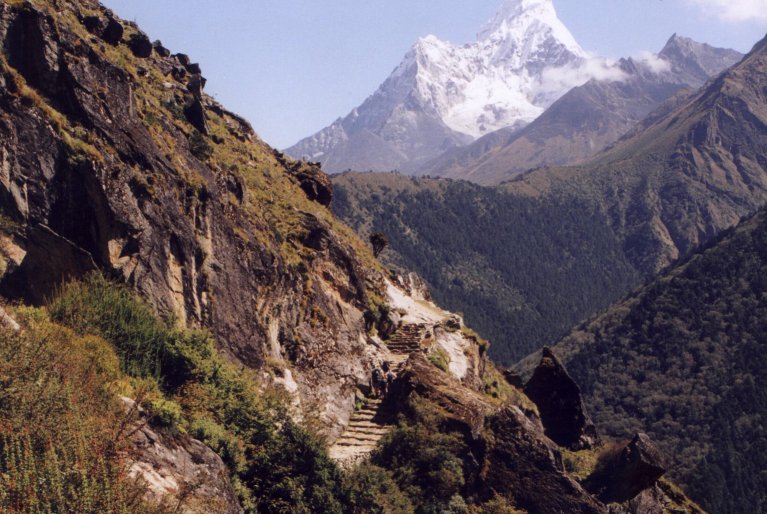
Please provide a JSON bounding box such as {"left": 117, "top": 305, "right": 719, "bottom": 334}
{"left": 101, "top": 17, "right": 123, "bottom": 45}
{"left": 122, "top": 398, "right": 243, "bottom": 513}
{"left": 187, "top": 74, "right": 206, "bottom": 98}
{"left": 82, "top": 15, "right": 103, "bottom": 35}
{"left": 172, "top": 65, "right": 188, "bottom": 81}
{"left": 153, "top": 39, "right": 171, "bottom": 57}
{"left": 588, "top": 433, "right": 667, "bottom": 504}
{"left": 128, "top": 31, "right": 153, "bottom": 58}
{"left": 184, "top": 97, "right": 209, "bottom": 135}
{"left": 186, "top": 62, "right": 202, "bottom": 75}
{"left": 524, "top": 347, "right": 598, "bottom": 449}
{"left": 174, "top": 53, "right": 191, "bottom": 66}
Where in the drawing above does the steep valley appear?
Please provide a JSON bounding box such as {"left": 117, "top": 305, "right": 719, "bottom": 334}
{"left": 0, "top": 0, "right": 706, "bottom": 513}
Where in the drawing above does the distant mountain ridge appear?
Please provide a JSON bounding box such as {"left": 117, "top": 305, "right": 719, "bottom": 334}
{"left": 420, "top": 34, "right": 743, "bottom": 184}
{"left": 287, "top": 0, "right": 616, "bottom": 172}
{"left": 332, "top": 32, "right": 767, "bottom": 365}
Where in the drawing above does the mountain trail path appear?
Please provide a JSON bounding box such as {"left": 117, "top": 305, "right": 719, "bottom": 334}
{"left": 328, "top": 323, "right": 428, "bottom": 467}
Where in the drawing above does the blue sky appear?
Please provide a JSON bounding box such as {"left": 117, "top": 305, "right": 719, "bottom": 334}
{"left": 102, "top": 0, "right": 767, "bottom": 149}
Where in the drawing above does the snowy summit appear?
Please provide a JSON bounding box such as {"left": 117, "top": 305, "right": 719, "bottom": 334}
{"left": 287, "top": 0, "right": 615, "bottom": 172}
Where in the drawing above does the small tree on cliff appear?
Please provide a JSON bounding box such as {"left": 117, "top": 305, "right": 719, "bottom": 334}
{"left": 370, "top": 232, "right": 389, "bottom": 258}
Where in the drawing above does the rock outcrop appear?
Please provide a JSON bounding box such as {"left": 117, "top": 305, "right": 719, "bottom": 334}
{"left": 586, "top": 433, "right": 667, "bottom": 504}
{"left": 122, "top": 399, "right": 243, "bottom": 514}
{"left": 394, "top": 353, "right": 608, "bottom": 514}
{"left": 0, "top": 0, "right": 379, "bottom": 441}
{"left": 128, "top": 31, "right": 153, "bottom": 58}
{"left": 275, "top": 152, "right": 333, "bottom": 207}
{"left": 524, "top": 347, "right": 598, "bottom": 449}
{"left": 101, "top": 16, "right": 124, "bottom": 45}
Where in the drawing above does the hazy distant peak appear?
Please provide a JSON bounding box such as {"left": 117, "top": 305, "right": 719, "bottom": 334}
{"left": 659, "top": 33, "right": 743, "bottom": 82}
{"left": 481, "top": 0, "right": 556, "bottom": 32}
{"left": 478, "top": 0, "right": 584, "bottom": 57}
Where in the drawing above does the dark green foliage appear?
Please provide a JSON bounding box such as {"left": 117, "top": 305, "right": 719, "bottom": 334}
{"left": 373, "top": 396, "right": 480, "bottom": 514}
{"left": 558, "top": 209, "right": 767, "bottom": 513}
{"left": 49, "top": 274, "right": 172, "bottom": 378}
{"left": 333, "top": 175, "right": 641, "bottom": 364}
{"left": 343, "top": 464, "right": 414, "bottom": 514}
{"left": 48, "top": 275, "right": 350, "bottom": 514}
{"left": 243, "top": 423, "right": 346, "bottom": 514}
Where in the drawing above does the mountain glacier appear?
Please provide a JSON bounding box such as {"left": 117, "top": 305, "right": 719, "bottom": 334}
{"left": 287, "top": 0, "right": 621, "bottom": 172}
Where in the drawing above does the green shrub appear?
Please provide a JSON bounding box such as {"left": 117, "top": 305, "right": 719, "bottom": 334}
{"left": 147, "top": 398, "right": 183, "bottom": 429}
{"left": 0, "top": 308, "right": 169, "bottom": 513}
{"left": 342, "top": 464, "right": 414, "bottom": 514}
{"left": 427, "top": 347, "right": 450, "bottom": 372}
{"left": 374, "top": 396, "right": 472, "bottom": 513}
{"left": 49, "top": 273, "right": 173, "bottom": 378}
{"left": 48, "top": 274, "right": 350, "bottom": 514}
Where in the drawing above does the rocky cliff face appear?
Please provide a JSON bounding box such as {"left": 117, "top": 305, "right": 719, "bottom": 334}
{"left": 382, "top": 350, "right": 702, "bottom": 514}
{"left": 0, "top": 0, "right": 389, "bottom": 440}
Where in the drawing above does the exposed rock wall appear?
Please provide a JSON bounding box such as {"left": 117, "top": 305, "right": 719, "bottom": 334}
{"left": 0, "top": 0, "right": 383, "bottom": 439}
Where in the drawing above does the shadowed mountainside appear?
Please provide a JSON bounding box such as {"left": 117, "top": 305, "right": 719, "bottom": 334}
{"left": 515, "top": 206, "right": 767, "bottom": 514}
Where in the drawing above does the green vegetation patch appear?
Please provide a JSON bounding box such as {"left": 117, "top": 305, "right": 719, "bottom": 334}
{"left": 47, "top": 273, "right": 348, "bottom": 513}
{"left": 0, "top": 306, "right": 168, "bottom": 513}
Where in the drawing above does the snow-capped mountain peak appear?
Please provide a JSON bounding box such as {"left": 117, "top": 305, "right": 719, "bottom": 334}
{"left": 287, "top": 0, "right": 611, "bottom": 172}
{"left": 479, "top": 0, "right": 583, "bottom": 56}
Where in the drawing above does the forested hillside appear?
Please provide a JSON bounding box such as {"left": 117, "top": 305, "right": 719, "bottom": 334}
{"left": 333, "top": 173, "right": 641, "bottom": 364}
{"left": 525, "top": 208, "right": 767, "bottom": 513}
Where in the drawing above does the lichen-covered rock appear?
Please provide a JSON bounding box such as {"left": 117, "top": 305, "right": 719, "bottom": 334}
{"left": 122, "top": 399, "right": 243, "bottom": 514}
{"left": 524, "top": 347, "right": 598, "bottom": 449}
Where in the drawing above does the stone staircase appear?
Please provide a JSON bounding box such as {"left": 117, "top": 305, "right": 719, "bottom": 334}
{"left": 386, "top": 323, "right": 427, "bottom": 356}
{"left": 328, "top": 323, "right": 427, "bottom": 467}
{"left": 328, "top": 397, "right": 395, "bottom": 466}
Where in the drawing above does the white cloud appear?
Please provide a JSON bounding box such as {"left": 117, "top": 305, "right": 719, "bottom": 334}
{"left": 634, "top": 51, "right": 672, "bottom": 74}
{"left": 687, "top": 0, "right": 767, "bottom": 23}
{"left": 536, "top": 58, "right": 627, "bottom": 102}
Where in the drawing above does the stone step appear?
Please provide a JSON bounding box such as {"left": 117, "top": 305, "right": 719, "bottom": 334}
{"left": 348, "top": 421, "right": 390, "bottom": 430}
{"left": 344, "top": 427, "right": 390, "bottom": 437}
{"left": 335, "top": 433, "right": 385, "bottom": 444}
